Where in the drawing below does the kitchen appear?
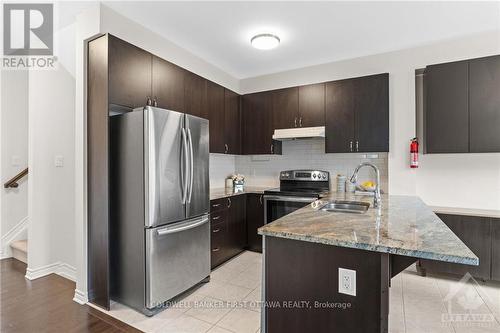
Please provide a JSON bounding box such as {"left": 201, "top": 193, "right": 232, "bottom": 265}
{"left": 2, "top": 2, "right": 500, "bottom": 333}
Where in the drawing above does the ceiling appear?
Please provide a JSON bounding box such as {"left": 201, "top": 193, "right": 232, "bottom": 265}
{"left": 104, "top": 1, "right": 500, "bottom": 79}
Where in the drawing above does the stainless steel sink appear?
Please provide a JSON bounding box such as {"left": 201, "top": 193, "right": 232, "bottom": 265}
{"left": 320, "top": 200, "right": 370, "bottom": 214}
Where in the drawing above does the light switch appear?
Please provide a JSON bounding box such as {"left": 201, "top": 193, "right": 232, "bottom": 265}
{"left": 54, "top": 155, "right": 64, "bottom": 167}
{"left": 11, "top": 155, "right": 21, "bottom": 166}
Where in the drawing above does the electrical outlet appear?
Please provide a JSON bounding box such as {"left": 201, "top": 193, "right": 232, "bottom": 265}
{"left": 339, "top": 268, "right": 356, "bottom": 296}
{"left": 54, "top": 155, "right": 64, "bottom": 167}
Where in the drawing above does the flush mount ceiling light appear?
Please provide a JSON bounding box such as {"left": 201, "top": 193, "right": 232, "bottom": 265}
{"left": 251, "top": 33, "right": 280, "bottom": 50}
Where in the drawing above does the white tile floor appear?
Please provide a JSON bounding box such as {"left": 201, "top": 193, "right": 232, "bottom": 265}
{"left": 94, "top": 251, "right": 500, "bottom": 333}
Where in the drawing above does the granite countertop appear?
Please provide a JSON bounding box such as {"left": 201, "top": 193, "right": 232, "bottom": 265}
{"left": 431, "top": 206, "right": 500, "bottom": 219}
{"left": 210, "top": 186, "right": 273, "bottom": 200}
{"left": 258, "top": 192, "right": 478, "bottom": 265}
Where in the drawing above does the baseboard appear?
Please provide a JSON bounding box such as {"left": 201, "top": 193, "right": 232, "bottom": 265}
{"left": 1, "top": 216, "right": 28, "bottom": 258}
{"left": 25, "top": 262, "right": 76, "bottom": 281}
{"left": 73, "top": 289, "right": 88, "bottom": 305}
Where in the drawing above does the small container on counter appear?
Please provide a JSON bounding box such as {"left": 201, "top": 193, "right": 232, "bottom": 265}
{"left": 336, "top": 174, "right": 346, "bottom": 193}
{"left": 346, "top": 180, "right": 356, "bottom": 193}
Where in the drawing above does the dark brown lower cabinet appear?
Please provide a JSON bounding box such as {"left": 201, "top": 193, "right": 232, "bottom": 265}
{"left": 491, "top": 219, "right": 500, "bottom": 280}
{"left": 246, "top": 194, "right": 264, "bottom": 253}
{"left": 420, "top": 214, "right": 492, "bottom": 280}
{"left": 210, "top": 195, "right": 246, "bottom": 269}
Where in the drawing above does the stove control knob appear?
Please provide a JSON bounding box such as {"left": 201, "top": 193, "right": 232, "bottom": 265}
{"left": 313, "top": 174, "right": 317, "bottom": 179}
{"left": 322, "top": 174, "right": 326, "bottom": 179}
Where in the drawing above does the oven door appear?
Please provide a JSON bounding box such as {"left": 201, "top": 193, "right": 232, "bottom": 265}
{"left": 263, "top": 195, "right": 316, "bottom": 224}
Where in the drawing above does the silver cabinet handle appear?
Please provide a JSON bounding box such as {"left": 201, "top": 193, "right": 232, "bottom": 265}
{"left": 157, "top": 216, "right": 209, "bottom": 236}
{"left": 356, "top": 141, "right": 359, "bottom": 152}
{"left": 227, "top": 197, "right": 231, "bottom": 208}
{"left": 153, "top": 97, "right": 158, "bottom": 107}
{"left": 259, "top": 195, "right": 263, "bottom": 205}
{"left": 212, "top": 247, "right": 220, "bottom": 252}
{"left": 212, "top": 203, "right": 221, "bottom": 208}
{"left": 299, "top": 117, "right": 302, "bottom": 127}
{"left": 349, "top": 140, "right": 353, "bottom": 152}
{"left": 187, "top": 128, "right": 194, "bottom": 203}
{"left": 181, "top": 128, "right": 188, "bottom": 204}
{"left": 224, "top": 144, "right": 229, "bottom": 154}
{"left": 212, "top": 215, "right": 221, "bottom": 220}
{"left": 294, "top": 117, "right": 297, "bottom": 127}
{"left": 271, "top": 144, "right": 274, "bottom": 154}
{"left": 212, "top": 228, "right": 220, "bottom": 233}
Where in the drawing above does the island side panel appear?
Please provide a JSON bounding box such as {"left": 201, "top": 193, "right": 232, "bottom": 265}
{"left": 264, "top": 237, "right": 390, "bottom": 333}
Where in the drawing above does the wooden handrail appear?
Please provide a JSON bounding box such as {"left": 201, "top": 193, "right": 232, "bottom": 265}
{"left": 4, "top": 168, "right": 28, "bottom": 188}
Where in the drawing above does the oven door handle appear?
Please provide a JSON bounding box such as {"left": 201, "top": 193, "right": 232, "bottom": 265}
{"left": 264, "top": 195, "right": 317, "bottom": 203}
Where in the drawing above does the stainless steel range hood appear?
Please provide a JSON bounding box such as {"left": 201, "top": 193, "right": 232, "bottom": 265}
{"left": 272, "top": 126, "right": 325, "bottom": 140}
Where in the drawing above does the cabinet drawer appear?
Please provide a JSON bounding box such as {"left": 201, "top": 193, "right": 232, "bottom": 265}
{"left": 211, "top": 221, "right": 227, "bottom": 268}
{"left": 210, "top": 198, "right": 229, "bottom": 213}
{"left": 211, "top": 209, "right": 227, "bottom": 225}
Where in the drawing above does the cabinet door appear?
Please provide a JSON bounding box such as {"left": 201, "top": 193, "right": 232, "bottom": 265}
{"left": 227, "top": 195, "right": 247, "bottom": 258}
{"left": 298, "top": 83, "right": 325, "bottom": 127}
{"left": 108, "top": 35, "right": 152, "bottom": 108}
{"left": 207, "top": 81, "right": 225, "bottom": 153}
{"left": 152, "top": 56, "right": 184, "bottom": 112}
{"left": 325, "top": 79, "right": 355, "bottom": 153}
{"left": 469, "top": 56, "right": 500, "bottom": 153}
{"left": 273, "top": 87, "right": 299, "bottom": 129}
{"left": 354, "top": 74, "right": 389, "bottom": 152}
{"left": 425, "top": 61, "right": 469, "bottom": 153}
{"left": 242, "top": 92, "right": 275, "bottom": 155}
{"left": 421, "top": 214, "right": 491, "bottom": 280}
{"left": 492, "top": 219, "right": 500, "bottom": 281}
{"left": 184, "top": 71, "right": 207, "bottom": 119}
{"left": 246, "top": 194, "right": 264, "bottom": 253}
{"left": 224, "top": 89, "right": 241, "bottom": 154}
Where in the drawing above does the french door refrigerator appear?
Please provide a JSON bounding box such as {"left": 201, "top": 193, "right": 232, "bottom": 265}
{"left": 109, "top": 106, "right": 210, "bottom": 316}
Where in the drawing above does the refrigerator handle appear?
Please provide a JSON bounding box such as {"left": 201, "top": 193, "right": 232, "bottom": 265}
{"left": 156, "top": 216, "right": 209, "bottom": 236}
{"left": 187, "top": 128, "right": 194, "bottom": 203}
{"left": 181, "top": 128, "right": 189, "bottom": 204}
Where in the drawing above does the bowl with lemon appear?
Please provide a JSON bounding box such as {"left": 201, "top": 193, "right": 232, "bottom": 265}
{"left": 360, "top": 181, "right": 377, "bottom": 192}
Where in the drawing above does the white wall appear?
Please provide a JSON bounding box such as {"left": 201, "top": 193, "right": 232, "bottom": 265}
{"left": 1, "top": 70, "right": 29, "bottom": 257}
{"left": 99, "top": 5, "right": 240, "bottom": 92}
{"left": 210, "top": 154, "right": 236, "bottom": 189}
{"left": 240, "top": 31, "right": 500, "bottom": 211}
{"left": 236, "top": 140, "right": 388, "bottom": 192}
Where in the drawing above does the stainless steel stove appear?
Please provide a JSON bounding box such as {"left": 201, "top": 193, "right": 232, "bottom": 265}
{"left": 263, "top": 170, "right": 330, "bottom": 224}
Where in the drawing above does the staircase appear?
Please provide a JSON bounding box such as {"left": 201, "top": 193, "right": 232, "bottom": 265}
{"left": 10, "top": 240, "right": 27, "bottom": 264}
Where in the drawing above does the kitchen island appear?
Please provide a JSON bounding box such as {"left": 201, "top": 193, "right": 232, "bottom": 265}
{"left": 258, "top": 193, "right": 478, "bottom": 333}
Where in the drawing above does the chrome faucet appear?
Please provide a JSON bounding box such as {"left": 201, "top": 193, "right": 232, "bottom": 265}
{"left": 349, "top": 162, "right": 382, "bottom": 208}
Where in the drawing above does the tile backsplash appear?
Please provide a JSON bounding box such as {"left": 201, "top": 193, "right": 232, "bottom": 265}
{"left": 234, "top": 139, "right": 388, "bottom": 192}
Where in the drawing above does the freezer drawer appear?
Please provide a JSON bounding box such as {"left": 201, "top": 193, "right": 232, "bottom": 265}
{"left": 145, "top": 214, "right": 210, "bottom": 309}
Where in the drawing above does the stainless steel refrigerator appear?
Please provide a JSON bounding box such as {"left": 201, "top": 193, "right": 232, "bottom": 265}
{"left": 109, "top": 106, "right": 210, "bottom": 316}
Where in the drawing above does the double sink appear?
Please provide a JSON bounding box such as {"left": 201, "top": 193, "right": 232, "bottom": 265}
{"left": 320, "top": 200, "right": 370, "bottom": 214}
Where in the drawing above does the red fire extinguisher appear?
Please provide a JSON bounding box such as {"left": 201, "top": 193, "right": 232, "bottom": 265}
{"left": 410, "top": 138, "right": 419, "bottom": 168}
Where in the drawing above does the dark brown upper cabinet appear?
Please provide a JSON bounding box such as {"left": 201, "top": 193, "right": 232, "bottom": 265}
{"left": 325, "top": 79, "right": 355, "bottom": 153}
{"left": 425, "top": 61, "right": 469, "bottom": 153}
{"left": 152, "top": 56, "right": 185, "bottom": 112}
{"left": 242, "top": 92, "right": 281, "bottom": 155}
{"left": 469, "top": 55, "right": 500, "bottom": 153}
{"left": 354, "top": 74, "right": 389, "bottom": 152}
{"left": 184, "top": 71, "right": 207, "bottom": 119}
{"left": 298, "top": 83, "right": 325, "bottom": 127}
{"left": 224, "top": 89, "right": 241, "bottom": 154}
{"left": 325, "top": 74, "right": 389, "bottom": 153}
{"left": 108, "top": 35, "right": 152, "bottom": 109}
{"left": 272, "top": 87, "right": 299, "bottom": 129}
{"left": 207, "top": 81, "right": 225, "bottom": 153}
